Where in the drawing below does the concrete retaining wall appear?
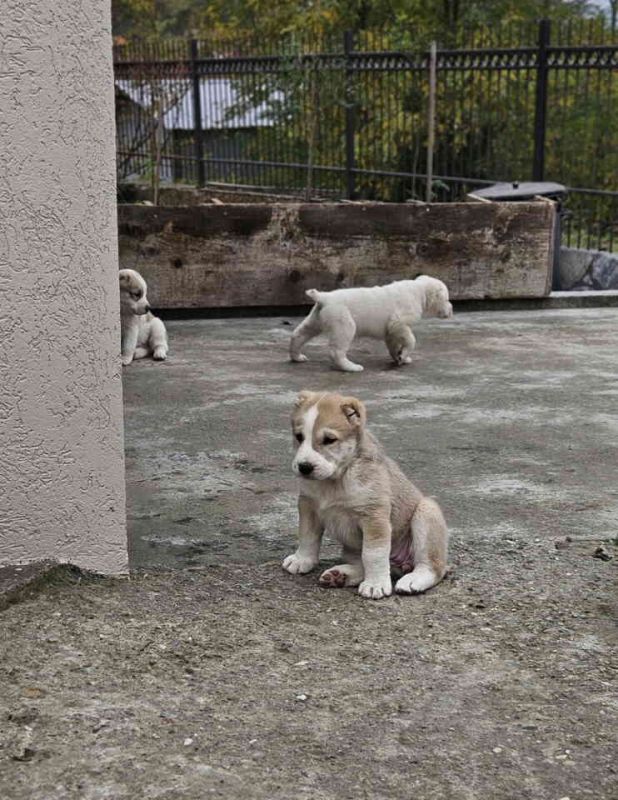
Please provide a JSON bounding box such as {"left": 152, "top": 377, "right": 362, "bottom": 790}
{"left": 118, "top": 201, "right": 555, "bottom": 307}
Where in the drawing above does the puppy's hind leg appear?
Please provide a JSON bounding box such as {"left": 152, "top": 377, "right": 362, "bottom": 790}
{"left": 149, "top": 317, "right": 168, "bottom": 361}
{"left": 321, "top": 306, "right": 363, "bottom": 373}
{"left": 395, "top": 497, "right": 448, "bottom": 594}
{"left": 290, "top": 305, "right": 321, "bottom": 363}
{"left": 319, "top": 548, "right": 364, "bottom": 588}
{"left": 385, "top": 319, "right": 416, "bottom": 366}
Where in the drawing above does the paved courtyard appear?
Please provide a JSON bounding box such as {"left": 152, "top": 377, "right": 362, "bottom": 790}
{"left": 1, "top": 308, "right": 617, "bottom": 800}
{"left": 124, "top": 309, "right": 618, "bottom": 571}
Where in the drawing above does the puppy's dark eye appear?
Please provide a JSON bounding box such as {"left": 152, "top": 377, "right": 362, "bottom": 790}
{"left": 295, "top": 433, "right": 303, "bottom": 443}
{"left": 322, "top": 435, "right": 337, "bottom": 445}
{"left": 132, "top": 291, "right": 142, "bottom": 300}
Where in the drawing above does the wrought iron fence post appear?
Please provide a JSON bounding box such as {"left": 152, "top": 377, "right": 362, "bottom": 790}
{"left": 426, "top": 41, "right": 437, "bottom": 203}
{"left": 190, "top": 39, "right": 205, "bottom": 187}
{"left": 344, "top": 30, "right": 356, "bottom": 200}
{"left": 533, "top": 19, "right": 550, "bottom": 182}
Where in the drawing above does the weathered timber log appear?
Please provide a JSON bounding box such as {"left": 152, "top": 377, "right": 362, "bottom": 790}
{"left": 117, "top": 202, "right": 555, "bottom": 307}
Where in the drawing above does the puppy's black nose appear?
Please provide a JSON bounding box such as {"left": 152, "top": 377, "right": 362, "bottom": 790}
{"left": 298, "top": 463, "right": 314, "bottom": 476}
{"left": 145, "top": 304, "right": 151, "bottom": 312}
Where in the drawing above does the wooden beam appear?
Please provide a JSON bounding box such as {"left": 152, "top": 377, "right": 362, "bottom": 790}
{"left": 118, "top": 201, "right": 554, "bottom": 307}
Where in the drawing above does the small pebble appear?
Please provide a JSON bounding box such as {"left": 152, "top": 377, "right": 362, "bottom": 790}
{"left": 555, "top": 540, "right": 569, "bottom": 550}
{"left": 492, "top": 747, "right": 503, "bottom": 754}
{"left": 183, "top": 737, "right": 193, "bottom": 746}
{"left": 295, "top": 694, "right": 308, "bottom": 702}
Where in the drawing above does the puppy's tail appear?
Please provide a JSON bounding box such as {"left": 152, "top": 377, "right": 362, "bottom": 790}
{"left": 306, "top": 288, "right": 325, "bottom": 306}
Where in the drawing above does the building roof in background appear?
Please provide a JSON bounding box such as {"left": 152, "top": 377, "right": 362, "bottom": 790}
{"left": 115, "top": 78, "right": 282, "bottom": 130}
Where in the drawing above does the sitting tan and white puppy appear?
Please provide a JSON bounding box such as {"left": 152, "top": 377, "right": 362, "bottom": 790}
{"left": 290, "top": 275, "right": 453, "bottom": 372}
{"left": 119, "top": 269, "right": 168, "bottom": 366}
{"left": 283, "top": 391, "right": 449, "bottom": 599}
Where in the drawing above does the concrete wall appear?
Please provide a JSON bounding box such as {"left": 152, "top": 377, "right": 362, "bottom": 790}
{"left": 0, "top": 1, "right": 128, "bottom": 572}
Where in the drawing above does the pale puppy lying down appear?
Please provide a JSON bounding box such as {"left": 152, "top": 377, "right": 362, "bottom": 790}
{"left": 290, "top": 275, "right": 453, "bottom": 372}
{"left": 283, "top": 391, "right": 449, "bottom": 600}
{"left": 119, "top": 269, "right": 168, "bottom": 366}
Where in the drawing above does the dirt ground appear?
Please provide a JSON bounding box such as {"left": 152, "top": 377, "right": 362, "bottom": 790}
{"left": 1, "top": 309, "right": 617, "bottom": 799}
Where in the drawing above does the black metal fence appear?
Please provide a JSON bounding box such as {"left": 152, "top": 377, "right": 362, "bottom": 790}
{"left": 114, "top": 20, "right": 617, "bottom": 251}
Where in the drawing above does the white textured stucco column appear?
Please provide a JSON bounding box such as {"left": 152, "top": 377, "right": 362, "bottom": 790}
{"left": 0, "top": 1, "right": 128, "bottom": 572}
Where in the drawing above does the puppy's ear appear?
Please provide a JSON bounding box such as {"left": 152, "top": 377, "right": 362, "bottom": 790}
{"left": 341, "top": 397, "right": 366, "bottom": 428}
{"left": 294, "top": 390, "right": 315, "bottom": 408}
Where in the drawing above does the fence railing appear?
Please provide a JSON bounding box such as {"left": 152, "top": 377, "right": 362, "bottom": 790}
{"left": 114, "top": 20, "right": 617, "bottom": 251}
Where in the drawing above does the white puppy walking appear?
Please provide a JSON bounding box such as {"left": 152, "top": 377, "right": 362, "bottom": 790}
{"left": 119, "top": 269, "right": 168, "bottom": 366}
{"left": 290, "top": 275, "right": 453, "bottom": 372}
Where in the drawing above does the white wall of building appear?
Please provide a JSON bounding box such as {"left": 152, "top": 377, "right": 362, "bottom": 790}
{"left": 0, "top": 0, "right": 128, "bottom": 573}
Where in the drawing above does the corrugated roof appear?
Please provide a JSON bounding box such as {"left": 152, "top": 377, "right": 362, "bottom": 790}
{"left": 116, "top": 78, "right": 283, "bottom": 130}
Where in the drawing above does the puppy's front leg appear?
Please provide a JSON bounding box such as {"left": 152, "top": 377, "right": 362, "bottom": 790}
{"left": 121, "top": 320, "right": 139, "bottom": 366}
{"left": 358, "top": 512, "right": 392, "bottom": 599}
{"left": 282, "top": 496, "right": 323, "bottom": 575}
{"left": 149, "top": 317, "right": 169, "bottom": 361}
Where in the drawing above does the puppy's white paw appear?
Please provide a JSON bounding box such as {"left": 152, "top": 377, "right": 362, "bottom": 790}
{"left": 121, "top": 355, "right": 133, "bottom": 366}
{"left": 338, "top": 363, "right": 363, "bottom": 373}
{"left": 282, "top": 553, "right": 318, "bottom": 575}
{"left": 153, "top": 347, "right": 167, "bottom": 361}
{"left": 395, "top": 566, "right": 436, "bottom": 594}
{"left": 319, "top": 563, "right": 363, "bottom": 588}
{"left": 358, "top": 577, "right": 392, "bottom": 600}
{"left": 290, "top": 354, "right": 308, "bottom": 363}
{"left": 397, "top": 355, "right": 413, "bottom": 365}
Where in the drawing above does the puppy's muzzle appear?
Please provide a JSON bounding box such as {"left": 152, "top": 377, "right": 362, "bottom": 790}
{"left": 298, "top": 462, "right": 314, "bottom": 476}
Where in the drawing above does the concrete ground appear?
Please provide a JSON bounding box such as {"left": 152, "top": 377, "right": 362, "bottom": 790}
{"left": 1, "top": 308, "right": 617, "bottom": 799}
{"left": 125, "top": 309, "right": 618, "bottom": 571}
